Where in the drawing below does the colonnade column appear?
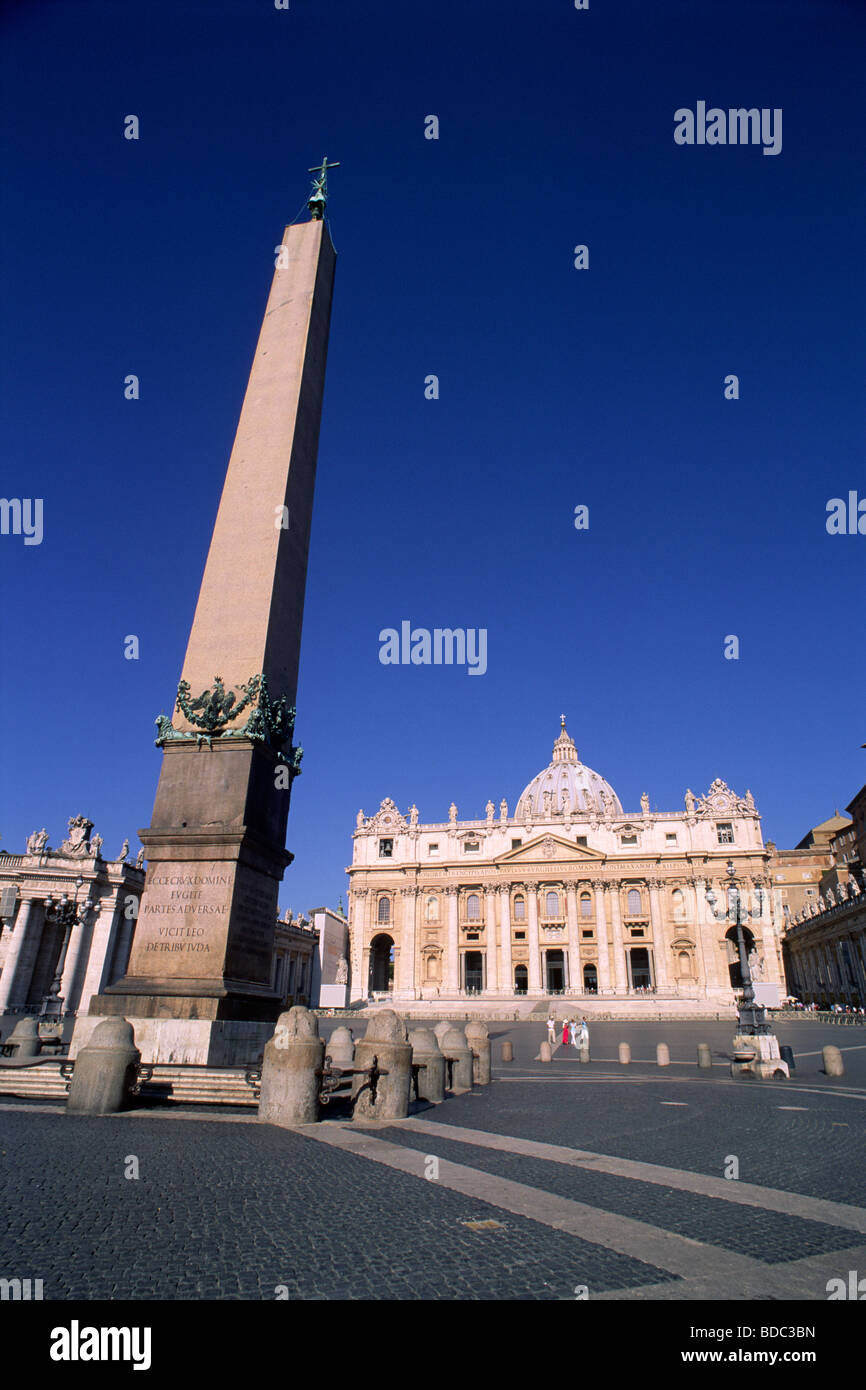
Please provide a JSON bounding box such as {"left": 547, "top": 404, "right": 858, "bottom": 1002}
{"left": 648, "top": 879, "right": 668, "bottom": 989}
{"left": 565, "top": 882, "right": 580, "bottom": 994}
{"left": 446, "top": 887, "right": 459, "bottom": 993}
{"left": 608, "top": 881, "right": 628, "bottom": 992}
{"left": 485, "top": 887, "right": 499, "bottom": 993}
{"left": 526, "top": 882, "right": 542, "bottom": 994}
{"left": 498, "top": 885, "right": 513, "bottom": 996}
{"left": 0, "top": 898, "right": 42, "bottom": 1012}
{"left": 59, "top": 895, "right": 101, "bottom": 1013}
{"left": 593, "top": 880, "right": 610, "bottom": 994}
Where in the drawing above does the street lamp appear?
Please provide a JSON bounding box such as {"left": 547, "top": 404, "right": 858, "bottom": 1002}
{"left": 706, "top": 860, "right": 770, "bottom": 1036}
{"left": 40, "top": 877, "right": 97, "bottom": 1023}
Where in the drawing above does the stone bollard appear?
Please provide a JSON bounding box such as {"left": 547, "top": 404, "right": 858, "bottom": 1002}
{"left": 618, "top": 1042, "right": 631, "bottom": 1065}
{"left": 67, "top": 1018, "right": 140, "bottom": 1116}
{"left": 501, "top": 1039, "right": 514, "bottom": 1062}
{"left": 578, "top": 1041, "right": 590, "bottom": 1064}
{"left": 697, "top": 1043, "right": 712, "bottom": 1069}
{"left": 440, "top": 1025, "right": 474, "bottom": 1092}
{"left": 4, "top": 1018, "right": 41, "bottom": 1059}
{"left": 464, "top": 1021, "right": 491, "bottom": 1085}
{"left": 656, "top": 1043, "right": 670, "bottom": 1067}
{"left": 258, "top": 1007, "right": 324, "bottom": 1127}
{"left": 539, "top": 1041, "right": 552, "bottom": 1063}
{"left": 823, "top": 1045, "right": 845, "bottom": 1077}
{"left": 409, "top": 1028, "right": 446, "bottom": 1104}
{"left": 325, "top": 1026, "right": 355, "bottom": 1070}
{"left": 352, "top": 1010, "right": 413, "bottom": 1120}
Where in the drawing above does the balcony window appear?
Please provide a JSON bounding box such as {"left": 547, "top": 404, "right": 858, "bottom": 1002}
{"left": 580, "top": 893, "right": 592, "bottom": 918}
{"left": 513, "top": 895, "right": 526, "bottom": 920}
{"left": 466, "top": 893, "right": 481, "bottom": 920}
{"left": 545, "top": 890, "right": 560, "bottom": 917}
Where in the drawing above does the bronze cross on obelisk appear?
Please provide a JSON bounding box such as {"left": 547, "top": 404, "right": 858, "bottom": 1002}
{"left": 308, "top": 156, "right": 340, "bottom": 219}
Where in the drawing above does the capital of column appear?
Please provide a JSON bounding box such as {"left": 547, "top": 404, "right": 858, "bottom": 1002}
{"left": 497, "top": 883, "right": 511, "bottom": 897}
{"left": 591, "top": 878, "right": 607, "bottom": 893}
{"left": 444, "top": 885, "right": 459, "bottom": 898}
{"left": 400, "top": 887, "right": 417, "bottom": 898}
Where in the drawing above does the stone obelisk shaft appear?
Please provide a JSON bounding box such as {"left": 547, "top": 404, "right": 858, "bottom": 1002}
{"left": 179, "top": 219, "right": 335, "bottom": 710}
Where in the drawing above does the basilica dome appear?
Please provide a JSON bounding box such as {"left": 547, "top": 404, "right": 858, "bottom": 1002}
{"left": 516, "top": 720, "right": 623, "bottom": 818}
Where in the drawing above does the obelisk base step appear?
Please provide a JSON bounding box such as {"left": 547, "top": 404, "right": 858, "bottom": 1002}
{"left": 69, "top": 1014, "right": 275, "bottom": 1067}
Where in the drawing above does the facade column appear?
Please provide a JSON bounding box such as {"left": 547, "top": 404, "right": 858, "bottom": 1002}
{"left": 565, "top": 882, "right": 580, "bottom": 995}
{"left": 609, "top": 881, "right": 628, "bottom": 992}
{"left": 399, "top": 888, "right": 417, "bottom": 998}
{"left": 0, "top": 898, "right": 42, "bottom": 1012}
{"left": 349, "top": 888, "right": 367, "bottom": 1001}
{"left": 526, "top": 882, "right": 542, "bottom": 994}
{"left": 593, "top": 880, "right": 611, "bottom": 994}
{"left": 498, "top": 885, "right": 513, "bottom": 996}
{"left": 485, "top": 887, "right": 499, "bottom": 993}
{"left": 648, "top": 879, "right": 668, "bottom": 990}
{"left": 693, "top": 877, "right": 719, "bottom": 993}
{"left": 446, "top": 886, "right": 459, "bottom": 994}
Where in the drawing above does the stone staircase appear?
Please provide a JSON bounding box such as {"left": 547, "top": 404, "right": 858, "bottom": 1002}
{"left": 0, "top": 1062, "right": 259, "bottom": 1107}
{"left": 137, "top": 1065, "right": 258, "bottom": 1106}
{"left": 0, "top": 1061, "right": 70, "bottom": 1100}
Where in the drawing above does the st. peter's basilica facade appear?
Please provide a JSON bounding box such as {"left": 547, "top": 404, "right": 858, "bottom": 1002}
{"left": 346, "top": 721, "right": 786, "bottom": 1012}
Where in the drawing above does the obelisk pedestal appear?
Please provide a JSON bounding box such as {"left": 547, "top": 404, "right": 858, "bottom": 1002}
{"left": 72, "top": 209, "right": 337, "bottom": 1066}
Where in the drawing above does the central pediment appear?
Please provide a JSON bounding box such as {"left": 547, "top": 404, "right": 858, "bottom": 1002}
{"left": 494, "top": 833, "right": 605, "bottom": 866}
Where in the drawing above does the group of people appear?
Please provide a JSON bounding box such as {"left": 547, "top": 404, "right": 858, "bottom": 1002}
{"left": 547, "top": 1016, "right": 589, "bottom": 1050}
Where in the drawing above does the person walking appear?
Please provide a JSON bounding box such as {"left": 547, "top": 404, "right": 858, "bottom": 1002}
{"left": 569, "top": 1019, "right": 578, "bottom": 1048}
{"left": 561, "top": 1018, "right": 569, "bottom": 1047}
{"left": 578, "top": 1017, "right": 590, "bottom": 1051}
{"left": 546, "top": 1015, "right": 556, "bottom": 1045}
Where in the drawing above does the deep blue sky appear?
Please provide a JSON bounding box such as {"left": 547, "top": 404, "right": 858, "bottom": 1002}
{"left": 1, "top": 0, "right": 864, "bottom": 914}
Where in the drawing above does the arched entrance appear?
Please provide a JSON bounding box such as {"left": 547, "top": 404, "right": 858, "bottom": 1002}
{"left": 514, "top": 964, "right": 528, "bottom": 994}
{"left": 463, "top": 951, "right": 483, "bottom": 994}
{"left": 583, "top": 963, "right": 598, "bottom": 994}
{"left": 724, "top": 924, "right": 755, "bottom": 988}
{"left": 368, "top": 933, "right": 394, "bottom": 993}
{"left": 546, "top": 949, "right": 565, "bottom": 993}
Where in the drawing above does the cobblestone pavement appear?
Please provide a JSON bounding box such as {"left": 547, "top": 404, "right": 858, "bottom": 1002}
{"left": 0, "top": 1108, "right": 673, "bottom": 1300}
{"left": 1, "top": 1021, "right": 864, "bottom": 1301}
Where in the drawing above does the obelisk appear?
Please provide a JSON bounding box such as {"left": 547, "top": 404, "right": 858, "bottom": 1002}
{"left": 77, "top": 165, "right": 338, "bottom": 1064}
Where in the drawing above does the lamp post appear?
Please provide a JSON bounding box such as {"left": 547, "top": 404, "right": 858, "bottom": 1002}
{"left": 40, "top": 877, "right": 96, "bottom": 1023}
{"left": 707, "top": 861, "right": 770, "bottom": 1036}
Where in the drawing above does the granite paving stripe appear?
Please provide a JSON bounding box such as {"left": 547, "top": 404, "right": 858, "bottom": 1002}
{"left": 373, "top": 1126, "right": 859, "bottom": 1263}
{"left": 394, "top": 1117, "right": 866, "bottom": 1233}
{"left": 306, "top": 1123, "right": 782, "bottom": 1283}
